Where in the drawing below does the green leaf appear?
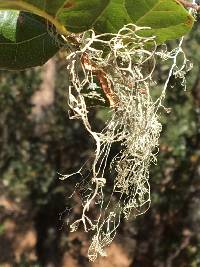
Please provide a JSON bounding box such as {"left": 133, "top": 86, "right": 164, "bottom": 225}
{"left": 58, "top": 0, "right": 110, "bottom": 32}
{"left": 0, "top": 0, "right": 66, "bottom": 15}
{"left": 0, "top": 0, "right": 67, "bottom": 34}
{"left": 0, "top": 10, "right": 61, "bottom": 70}
{"left": 58, "top": 0, "right": 194, "bottom": 43}
{"left": 17, "top": 0, "right": 67, "bottom": 16}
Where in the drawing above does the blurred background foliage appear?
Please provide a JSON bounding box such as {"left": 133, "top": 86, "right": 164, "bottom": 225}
{"left": 0, "top": 16, "right": 200, "bottom": 267}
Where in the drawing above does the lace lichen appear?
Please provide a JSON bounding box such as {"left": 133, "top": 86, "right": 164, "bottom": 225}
{"left": 60, "top": 24, "right": 191, "bottom": 261}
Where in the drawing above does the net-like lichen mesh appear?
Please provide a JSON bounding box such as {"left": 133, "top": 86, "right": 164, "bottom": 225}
{"left": 60, "top": 24, "right": 191, "bottom": 261}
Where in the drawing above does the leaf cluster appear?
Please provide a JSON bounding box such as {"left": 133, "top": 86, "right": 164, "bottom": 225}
{"left": 0, "top": 0, "right": 194, "bottom": 70}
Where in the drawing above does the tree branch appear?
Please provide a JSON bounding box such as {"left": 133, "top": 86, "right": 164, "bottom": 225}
{"left": 177, "top": 0, "right": 200, "bottom": 12}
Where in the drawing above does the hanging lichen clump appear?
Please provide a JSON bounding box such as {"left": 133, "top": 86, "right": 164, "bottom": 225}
{"left": 0, "top": 0, "right": 198, "bottom": 262}
{"left": 60, "top": 23, "right": 192, "bottom": 261}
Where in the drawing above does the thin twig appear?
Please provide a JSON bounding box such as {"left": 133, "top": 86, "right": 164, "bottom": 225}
{"left": 177, "top": 0, "right": 200, "bottom": 11}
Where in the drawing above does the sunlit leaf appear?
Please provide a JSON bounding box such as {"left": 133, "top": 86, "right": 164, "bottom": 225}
{"left": 0, "top": 10, "right": 60, "bottom": 70}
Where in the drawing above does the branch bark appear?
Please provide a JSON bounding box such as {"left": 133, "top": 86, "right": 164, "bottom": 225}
{"left": 177, "top": 0, "right": 200, "bottom": 11}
